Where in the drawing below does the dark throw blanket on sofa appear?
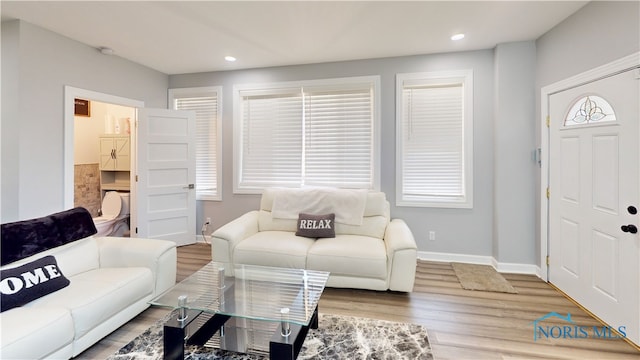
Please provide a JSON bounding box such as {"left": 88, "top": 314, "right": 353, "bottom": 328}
{"left": 1, "top": 207, "right": 97, "bottom": 266}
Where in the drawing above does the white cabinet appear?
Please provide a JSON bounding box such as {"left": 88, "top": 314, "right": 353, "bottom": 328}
{"left": 99, "top": 135, "right": 130, "bottom": 193}
{"left": 100, "top": 135, "right": 130, "bottom": 171}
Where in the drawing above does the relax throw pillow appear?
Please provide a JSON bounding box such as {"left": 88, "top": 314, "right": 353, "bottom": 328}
{"left": 0, "top": 255, "right": 70, "bottom": 312}
{"left": 296, "top": 213, "right": 335, "bottom": 238}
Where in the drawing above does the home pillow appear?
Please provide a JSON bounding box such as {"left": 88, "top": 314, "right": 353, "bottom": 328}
{"left": 0, "top": 255, "right": 70, "bottom": 312}
{"left": 296, "top": 213, "right": 335, "bottom": 238}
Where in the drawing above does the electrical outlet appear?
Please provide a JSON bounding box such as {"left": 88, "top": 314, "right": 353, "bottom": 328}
{"left": 201, "top": 217, "right": 211, "bottom": 233}
{"left": 429, "top": 231, "right": 436, "bottom": 241}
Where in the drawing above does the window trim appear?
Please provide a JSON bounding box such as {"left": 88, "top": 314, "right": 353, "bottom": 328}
{"left": 395, "top": 70, "right": 474, "bottom": 208}
{"left": 232, "top": 76, "right": 381, "bottom": 194}
{"left": 168, "top": 86, "right": 223, "bottom": 201}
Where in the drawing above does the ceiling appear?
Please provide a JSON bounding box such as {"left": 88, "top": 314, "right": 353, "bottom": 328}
{"left": 1, "top": 1, "right": 588, "bottom": 75}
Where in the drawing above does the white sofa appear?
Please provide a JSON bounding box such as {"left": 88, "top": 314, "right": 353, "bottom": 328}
{"left": 212, "top": 189, "right": 417, "bottom": 292}
{"left": 0, "top": 208, "right": 177, "bottom": 360}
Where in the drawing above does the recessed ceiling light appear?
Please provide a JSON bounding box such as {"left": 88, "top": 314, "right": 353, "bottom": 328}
{"left": 224, "top": 56, "right": 237, "bottom": 62}
{"left": 451, "top": 33, "right": 465, "bottom": 41}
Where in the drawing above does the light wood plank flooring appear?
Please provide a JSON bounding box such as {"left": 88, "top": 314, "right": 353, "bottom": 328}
{"left": 76, "top": 243, "right": 640, "bottom": 359}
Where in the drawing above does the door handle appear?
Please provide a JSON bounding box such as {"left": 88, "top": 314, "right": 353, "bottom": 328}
{"left": 621, "top": 224, "right": 638, "bottom": 234}
{"left": 183, "top": 184, "right": 195, "bottom": 189}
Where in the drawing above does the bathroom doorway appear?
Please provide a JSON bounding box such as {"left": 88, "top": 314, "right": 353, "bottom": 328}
{"left": 74, "top": 100, "right": 134, "bottom": 217}
{"left": 64, "top": 86, "right": 143, "bottom": 236}
{"left": 64, "top": 86, "right": 198, "bottom": 244}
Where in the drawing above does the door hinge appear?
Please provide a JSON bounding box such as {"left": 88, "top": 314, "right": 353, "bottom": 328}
{"left": 546, "top": 187, "right": 550, "bottom": 199}
{"left": 546, "top": 115, "right": 550, "bottom": 128}
{"left": 135, "top": 175, "right": 138, "bottom": 182}
{"left": 135, "top": 227, "right": 138, "bottom": 234}
{"left": 546, "top": 255, "right": 550, "bottom": 266}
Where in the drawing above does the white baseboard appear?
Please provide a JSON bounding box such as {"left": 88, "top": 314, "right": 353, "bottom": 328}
{"left": 418, "top": 251, "right": 493, "bottom": 265}
{"left": 418, "top": 251, "right": 540, "bottom": 276}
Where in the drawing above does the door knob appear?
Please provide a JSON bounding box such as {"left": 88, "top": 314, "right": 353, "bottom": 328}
{"left": 621, "top": 224, "right": 638, "bottom": 234}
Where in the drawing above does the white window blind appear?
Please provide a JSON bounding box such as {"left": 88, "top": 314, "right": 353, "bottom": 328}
{"left": 304, "top": 86, "right": 373, "bottom": 188}
{"left": 396, "top": 71, "right": 473, "bottom": 208}
{"left": 169, "top": 87, "right": 222, "bottom": 201}
{"left": 240, "top": 89, "right": 303, "bottom": 188}
{"left": 234, "top": 77, "right": 379, "bottom": 193}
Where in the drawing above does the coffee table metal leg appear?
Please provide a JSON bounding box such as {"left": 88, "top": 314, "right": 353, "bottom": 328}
{"left": 309, "top": 305, "right": 319, "bottom": 329}
{"left": 163, "top": 309, "right": 197, "bottom": 360}
{"left": 163, "top": 310, "right": 231, "bottom": 360}
{"left": 268, "top": 305, "right": 318, "bottom": 360}
{"left": 269, "top": 323, "right": 302, "bottom": 360}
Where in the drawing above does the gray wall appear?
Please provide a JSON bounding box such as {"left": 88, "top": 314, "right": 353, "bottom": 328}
{"left": 536, "top": 1, "right": 639, "bottom": 89}
{"left": 535, "top": 1, "right": 640, "bottom": 264}
{"left": 170, "top": 50, "right": 510, "bottom": 260}
{"left": 1, "top": 20, "right": 168, "bottom": 221}
{"left": 493, "top": 42, "right": 537, "bottom": 265}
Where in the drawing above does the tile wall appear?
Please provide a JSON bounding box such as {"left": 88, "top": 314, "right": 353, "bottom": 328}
{"left": 74, "top": 163, "right": 101, "bottom": 217}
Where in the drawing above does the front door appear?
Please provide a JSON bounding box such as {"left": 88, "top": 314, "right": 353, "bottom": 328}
{"left": 135, "top": 108, "right": 196, "bottom": 246}
{"left": 548, "top": 68, "right": 639, "bottom": 345}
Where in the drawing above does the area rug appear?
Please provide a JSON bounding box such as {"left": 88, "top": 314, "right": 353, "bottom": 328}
{"left": 108, "top": 311, "right": 433, "bottom": 360}
{"left": 451, "top": 262, "right": 518, "bottom": 294}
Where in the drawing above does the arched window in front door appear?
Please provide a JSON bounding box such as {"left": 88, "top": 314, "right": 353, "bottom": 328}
{"left": 564, "top": 95, "right": 616, "bottom": 126}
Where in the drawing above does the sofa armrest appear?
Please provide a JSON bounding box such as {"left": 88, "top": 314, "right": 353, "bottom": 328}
{"left": 211, "top": 211, "right": 259, "bottom": 265}
{"left": 384, "top": 219, "right": 418, "bottom": 292}
{"left": 95, "top": 236, "right": 177, "bottom": 296}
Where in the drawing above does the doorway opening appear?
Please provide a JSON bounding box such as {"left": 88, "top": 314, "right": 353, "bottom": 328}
{"left": 64, "top": 86, "right": 143, "bottom": 236}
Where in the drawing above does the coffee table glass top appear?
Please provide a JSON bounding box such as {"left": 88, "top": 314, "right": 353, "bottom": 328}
{"left": 150, "top": 261, "right": 329, "bottom": 326}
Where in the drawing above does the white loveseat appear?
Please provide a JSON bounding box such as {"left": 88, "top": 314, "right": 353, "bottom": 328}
{"left": 212, "top": 189, "right": 417, "bottom": 292}
{"left": 0, "top": 208, "right": 177, "bottom": 360}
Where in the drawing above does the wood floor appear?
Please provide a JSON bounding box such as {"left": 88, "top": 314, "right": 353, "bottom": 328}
{"left": 76, "top": 243, "right": 640, "bottom": 359}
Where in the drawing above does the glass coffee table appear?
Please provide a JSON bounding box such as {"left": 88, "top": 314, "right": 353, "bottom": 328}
{"left": 150, "top": 261, "right": 330, "bottom": 360}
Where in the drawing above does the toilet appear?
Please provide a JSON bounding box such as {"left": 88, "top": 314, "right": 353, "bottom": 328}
{"left": 93, "top": 191, "right": 130, "bottom": 237}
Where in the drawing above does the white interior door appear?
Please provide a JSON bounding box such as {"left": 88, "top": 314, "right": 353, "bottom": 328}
{"left": 135, "top": 108, "right": 196, "bottom": 246}
{"left": 548, "top": 68, "right": 639, "bottom": 345}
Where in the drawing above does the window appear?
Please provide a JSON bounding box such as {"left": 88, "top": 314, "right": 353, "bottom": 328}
{"left": 564, "top": 95, "right": 616, "bottom": 126}
{"left": 233, "top": 76, "right": 380, "bottom": 193}
{"left": 169, "top": 86, "right": 222, "bottom": 201}
{"left": 396, "top": 70, "right": 473, "bottom": 208}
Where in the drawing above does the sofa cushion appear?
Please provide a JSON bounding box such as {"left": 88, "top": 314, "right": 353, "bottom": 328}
{"left": 1, "top": 207, "right": 97, "bottom": 266}
{"left": 234, "top": 231, "right": 315, "bottom": 269}
{"left": 26, "top": 267, "right": 153, "bottom": 339}
{"left": 2, "top": 237, "right": 100, "bottom": 279}
{"left": 258, "top": 190, "right": 390, "bottom": 238}
{"left": 0, "top": 255, "right": 70, "bottom": 312}
{"left": 307, "top": 235, "right": 388, "bottom": 279}
{"left": 334, "top": 215, "right": 389, "bottom": 239}
{"left": 270, "top": 188, "right": 367, "bottom": 226}
{"left": 0, "top": 306, "right": 74, "bottom": 360}
{"left": 296, "top": 213, "right": 335, "bottom": 238}
{"left": 258, "top": 210, "right": 298, "bottom": 232}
